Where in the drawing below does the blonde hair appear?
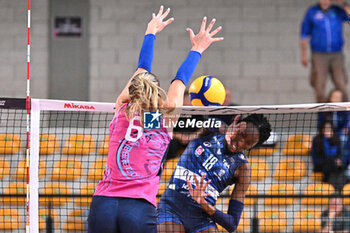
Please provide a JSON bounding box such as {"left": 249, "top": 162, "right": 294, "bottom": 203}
{"left": 125, "top": 72, "right": 166, "bottom": 123}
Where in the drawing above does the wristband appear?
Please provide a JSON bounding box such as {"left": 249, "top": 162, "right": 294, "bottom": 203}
{"left": 171, "top": 51, "right": 202, "bottom": 86}
{"left": 210, "top": 200, "right": 244, "bottom": 232}
{"left": 137, "top": 34, "right": 156, "bottom": 72}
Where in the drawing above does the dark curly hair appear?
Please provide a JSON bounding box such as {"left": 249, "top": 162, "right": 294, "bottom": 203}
{"left": 240, "top": 114, "right": 272, "bottom": 148}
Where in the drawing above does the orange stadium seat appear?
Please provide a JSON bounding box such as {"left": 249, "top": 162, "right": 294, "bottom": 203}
{"left": 97, "top": 135, "right": 109, "bottom": 155}
{"left": 248, "top": 158, "right": 269, "bottom": 181}
{"left": 51, "top": 158, "right": 83, "bottom": 181}
{"left": 39, "top": 209, "right": 59, "bottom": 231}
{"left": 310, "top": 172, "right": 323, "bottom": 182}
{"left": 258, "top": 209, "right": 287, "bottom": 232}
{"left": 264, "top": 184, "right": 297, "bottom": 206}
{"left": 301, "top": 183, "right": 335, "bottom": 205}
{"left": 63, "top": 210, "right": 86, "bottom": 232}
{"left": 342, "top": 184, "right": 350, "bottom": 205}
{"left": 292, "top": 208, "right": 322, "bottom": 232}
{"left": 87, "top": 158, "right": 106, "bottom": 181}
{"left": 39, "top": 134, "right": 60, "bottom": 155}
{"left": 0, "top": 158, "right": 10, "bottom": 179}
{"left": 162, "top": 157, "right": 179, "bottom": 181}
{"left": 229, "top": 184, "right": 258, "bottom": 205}
{"left": 273, "top": 158, "right": 307, "bottom": 181}
{"left": 282, "top": 134, "right": 312, "bottom": 156}
{"left": 39, "top": 183, "right": 72, "bottom": 206}
{"left": 0, "top": 209, "right": 21, "bottom": 230}
{"left": 245, "top": 184, "right": 258, "bottom": 205}
{"left": 1, "top": 183, "right": 26, "bottom": 205}
{"left": 0, "top": 134, "right": 22, "bottom": 154}
{"left": 14, "top": 158, "right": 46, "bottom": 179}
{"left": 62, "top": 134, "right": 96, "bottom": 155}
{"left": 248, "top": 146, "right": 277, "bottom": 156}
{"left": 217, "top": 211, "right": 249, "bottom": 232}
{"left": 75, "top": 183, "right": 97, "bottom": 206}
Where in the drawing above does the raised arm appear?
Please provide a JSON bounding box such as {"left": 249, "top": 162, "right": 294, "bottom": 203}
{"left": 164, "top": 17, "right": 224, "bottom": 109}
{"left": 115, "top": 6, "right": 174, "bottom": 112}
{"left": 186, "top": 164, "right": 251, "bottom": 232}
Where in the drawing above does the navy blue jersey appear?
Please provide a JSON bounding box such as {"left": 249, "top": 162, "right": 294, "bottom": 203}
{"left": 167, "top": 134, "right": 248, "bottom": 206}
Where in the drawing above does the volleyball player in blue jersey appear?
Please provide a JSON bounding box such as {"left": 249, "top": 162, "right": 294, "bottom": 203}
{"left": 158, "top": 114, "right": 271, "bottom": 233}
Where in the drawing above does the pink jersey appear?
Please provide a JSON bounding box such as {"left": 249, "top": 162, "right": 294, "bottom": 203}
{"left": 94, "top": 104, "right": 171, "bottom": 207}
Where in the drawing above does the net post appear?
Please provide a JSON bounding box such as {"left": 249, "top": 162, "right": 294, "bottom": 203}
{"left": 30, "top": 99, "right": 40, "bottom": 233}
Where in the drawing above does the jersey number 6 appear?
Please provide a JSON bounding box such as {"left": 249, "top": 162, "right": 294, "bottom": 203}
{"left": 125, "top": 116, "right": 143, "bottom": 142}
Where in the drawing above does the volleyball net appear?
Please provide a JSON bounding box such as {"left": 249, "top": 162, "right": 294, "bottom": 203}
{"left": 1, "top": 97, "right": 350, "bottom": 232}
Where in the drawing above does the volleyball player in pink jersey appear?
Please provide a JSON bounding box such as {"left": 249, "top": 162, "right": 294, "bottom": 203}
{"left": 88, "top": 6, "right": 223, "bottom": 233}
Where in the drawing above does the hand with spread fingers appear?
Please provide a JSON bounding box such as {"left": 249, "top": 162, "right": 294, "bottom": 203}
{"left": 186, "top": 173, "right": 211, "bottom": 205}
{"left": 187, "top": 17, "right": 224, "bottom": 54}
{"left": 145, "top": 5, "right": 174, "bottom": 35}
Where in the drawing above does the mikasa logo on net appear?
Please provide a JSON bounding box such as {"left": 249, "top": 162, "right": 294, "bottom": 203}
{"left": 64, "top": 103, "right": 95, "bottom": 110}
{"left": 143, "top": 111, "right": 221, "bottom": 129}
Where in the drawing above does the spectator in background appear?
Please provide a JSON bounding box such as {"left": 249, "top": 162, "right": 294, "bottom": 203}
{"left": 320, "top": 196, "right": 350, "bottom": 233}
{"left": 317, "top": 89, "right": 350, "bottom": 168}
{"left": 311, "top": 121, "right": 344, "bottom": 187}
{"left": 300, "top": 0, "right": 350, "bottom": 103}
{"left": 318, "top": 89, "right": 350, "bottom": 135}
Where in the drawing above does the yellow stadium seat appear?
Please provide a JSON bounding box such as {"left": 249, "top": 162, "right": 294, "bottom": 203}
{"left": 292, "top": 208, "right": 322, "bottom": 232}
{"left": 342, "top": 184, "right": 350, "bottom": 205}
{"left": 40, "top": 183, "right": 72, "bottom": 206}
{"left": 87, "top": 158, "right": 106, "bottom": 181}
{"left": 75, "top": 184, "right": 97, "bottom": 206}
{"left": 51, "top": 158, "right": 83, "bottom": 181}
{"left": 0, "top": 134, "right": 22, "bottom": 154}
{"left": 249, "top": 146, "right": 276, "bottom": 156}
{"left": 282, "top": 134, "right": 312, "bottom": 156}
{"left": 39, "top": 209, "right": 59, "bottom": 230}
{"left": 301, "top": 183, "right": 334, "bottom": 205}
{"left": 39, "top": 134, "right": 60, "bottom": 155}
{"left": 258, "top": 209, "right": 287, "bottom": 232}
{"left": 62, "top": 134, "right": 96, "bottom": 155}
{"left": 1, "top": 183, "right": 26, "bottom": 205}
{"left": 0, "top": 158, "right": 10, "bottom": 179}
{"left": 248, "top": 158, "right": 269, "bottom": 181}
{"left": 217, "top": 211, "right": 249, "bottom": 232}
{"left": 63, "top": 210, "right": 86, "bottom": 232}
{"left": 97, "top": 136, "right": 109, "bottom": 155}
{"left": 14, "top": 158, "right": 46, "bottom": 180}
{"left": 0, "top": 209, "right": 21, "bottom": 230}
{"left": 273, "top": 158, "right": 307, "bottom": 181}
{"left": 310, "top": 172, "right": 323, "bottom": 182}
{"left": 264, "top": 184, "right": 297, "bottom": 206}
{"left": 162, "top": 157, "right": 179, "bottom": 181}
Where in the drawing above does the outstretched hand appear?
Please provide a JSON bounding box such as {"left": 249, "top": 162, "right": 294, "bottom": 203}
{"left": 187, "top": 17, "right": 224, "bottom": 54}
{"left": 145, "top": 5, "right": 174, "bottom": 35}
{"left": 186, "top": 173, "right": 211, "bottom": 205}
{"left": 225, "top": 115, "right": 247, "bottom": 152}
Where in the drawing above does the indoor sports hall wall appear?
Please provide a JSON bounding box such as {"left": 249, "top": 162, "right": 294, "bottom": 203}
{"left": 1, "top": 0, "right": 350, "bottom": 104}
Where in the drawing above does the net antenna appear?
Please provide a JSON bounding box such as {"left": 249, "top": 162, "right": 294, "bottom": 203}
{"left": 26, "top": 0, "right": 31, "bottom": 232}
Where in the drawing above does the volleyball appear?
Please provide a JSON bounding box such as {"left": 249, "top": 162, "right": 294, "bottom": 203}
{"left": 189, "top": 75, "right": 226, "bottom": 106}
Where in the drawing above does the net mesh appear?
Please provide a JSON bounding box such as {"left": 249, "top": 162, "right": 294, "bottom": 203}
{"left": 1, "top": 98, "right": 350, "bottom": 232}
{"left": 0, "top": 99, "right": 27, "bottom": 232}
